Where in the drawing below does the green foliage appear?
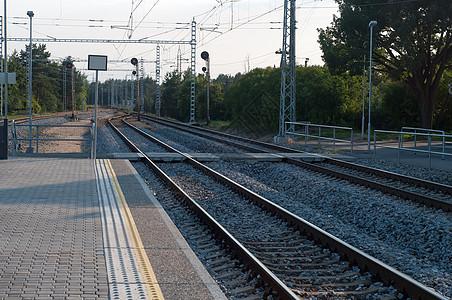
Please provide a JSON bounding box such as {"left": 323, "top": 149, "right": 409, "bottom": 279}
{"left": 377, "top": 81, "right": 419, "bottom": 130}
{"left": 318, "top": 0, "right": 452, "bottom": 128}
{"left": 6, "top": 50, "right": 27, "bottom": 113}
{"left": 434, "top": 70, "right": 452, "bottom": 130}
{"left": 224, "top": 67, "right": 280, "bottom": 134}
{"left": 161, "top": 71, "right": 181, "bottom": 119}
{"left": 3, "top": 45, "right": 90, "bottom": 116}
{"left": 297, "top": 66, "right": 340, "bottom": 124}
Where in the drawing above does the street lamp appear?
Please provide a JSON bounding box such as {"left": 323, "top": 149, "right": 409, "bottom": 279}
{"left": 361, "top": 42, "right": 367, "bottom": 140}
{"left": 368, "top": 20, "right": 377, "bottom": 151}
{"left": 27, "top": 10, "right": 34, "bottom": 153}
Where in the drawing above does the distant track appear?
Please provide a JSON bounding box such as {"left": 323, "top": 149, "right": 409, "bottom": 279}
{"left": 140, "top": 115, "right": 452, "bottom": 212}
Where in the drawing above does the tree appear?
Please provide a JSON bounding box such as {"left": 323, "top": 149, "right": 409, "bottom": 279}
{"left": 318, "top": 0, "right": 452, "bottom": 128}
{"left": 160, "top": 71, "right": 181, "bottom": 119}
{"left": 6, "top": 50, "right": 27, "bottom": 113}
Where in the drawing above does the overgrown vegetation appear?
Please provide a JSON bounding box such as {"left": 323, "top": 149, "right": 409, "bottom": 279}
{"left": 4, "top": 44, "right": 89, "bottom": 116}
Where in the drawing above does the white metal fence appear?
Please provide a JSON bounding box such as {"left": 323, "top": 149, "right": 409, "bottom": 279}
{"left": 10, "top": 121, "right": 95, "bottom": 158}
{"left": 285, "top": 121, "right": 354, "bottom": 153}
{"left": 374, "top": 129, "right": 452, "bottom": 170}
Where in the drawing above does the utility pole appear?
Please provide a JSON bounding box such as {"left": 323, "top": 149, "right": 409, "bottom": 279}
{"left": 4, "top": 0, "right": 8, "bottom": 120}
{"left": 26, "top": 11, "right": 34, "bottom": 152}
{"left": 63, "top": 66, "right": 67, "bottom": 111}
{"left": 276, "top": 0, "right": 296, "bottom": 141}
{"left": 140, "top": 58, "right": 144, "bottom": 114}
{"left": 189, "top": 18, "right": 196, "bottom": 124}
{"left": 71, "top": 66, "right": 76, "bottom": 120}
{"left": 0, "top": 16, "right": 3, "bottom": 119}
{"left": 155, "top": 45, "right": 161, "bottom": 116}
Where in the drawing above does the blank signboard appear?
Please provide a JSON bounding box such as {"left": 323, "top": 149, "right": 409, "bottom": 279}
{"left": 88, "top": 55, "right": 108, "bottom": 71}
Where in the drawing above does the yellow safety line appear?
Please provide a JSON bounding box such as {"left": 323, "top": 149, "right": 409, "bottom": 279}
{"left": 106, "top": 159, "right": 165, "bottom": 300}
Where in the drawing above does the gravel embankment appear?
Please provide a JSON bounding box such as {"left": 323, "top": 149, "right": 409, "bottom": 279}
{"left": 97, "top": 120, "right": 451, "bottom": 298}
{"left": 205, "top": 160, "right": 452, "bottom": 298}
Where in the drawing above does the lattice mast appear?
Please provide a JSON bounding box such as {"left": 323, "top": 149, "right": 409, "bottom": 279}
{"left": 189, "top": 19, "right": 196, "bottom": 124}
{"left": 140, "top": 58, "right": 144, "bottom": 113}
{"left": 155, "top": 45, "right": 161, "bottom": 116}
{"left": 63, "top": 67, "right": 67, "bottom": 111}
{"left": 278, "top": 0, "right": 296, "bottom": 137}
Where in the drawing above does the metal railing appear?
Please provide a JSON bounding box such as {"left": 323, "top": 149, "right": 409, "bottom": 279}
{"left": 374, "top": 129, "right": 452, "bottom": 170}
{"left": 285, "top": 122, "right": 354, "bottom": 153}
{"left": 401, "top": 127, "right": 446, "bottom": 156}
{"left": 10, "top": 121, "right": 95, "bottom": 158}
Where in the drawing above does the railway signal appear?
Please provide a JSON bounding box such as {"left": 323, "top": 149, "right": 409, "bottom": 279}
{"left": 201, "top": 51, "right": 209, "bottom": 61}
{"left": 131, "top": 58, "right": 140, "bottom": 121}
{"left": 65, "top": 62, "right": 73, "bottom": 69}
{"left": 200, "top": 51, "right": 210, "bottom": 125}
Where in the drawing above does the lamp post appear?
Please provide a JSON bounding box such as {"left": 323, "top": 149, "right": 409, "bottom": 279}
{"left": 361, "top": 42, "right": 367, "bottom": 140}
{"left": 4, "top": 0, "right": 8, "bottom": 120}
{"left": 27, "top": 10, "right": 34, "bottom": 153}
{"left": 368, "top": 20, "right": 377, "bottom": 151}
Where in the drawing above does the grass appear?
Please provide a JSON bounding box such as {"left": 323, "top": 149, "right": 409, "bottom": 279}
{"left": 208, "top": 120, "right": 231, "bottom": 129}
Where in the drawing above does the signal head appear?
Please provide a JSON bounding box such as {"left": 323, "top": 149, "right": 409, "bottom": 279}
{"left": 202, "top": 67, "right": 207, "bottom": 72}
{"left": 132, "top": 70, "right": 137, "bottom": 75}
{"left": 65, "top": 62, "right": 73, "bottom": 69}
{"left": 131, "top": 58, "right": 138, "bottom": 66}
{"left": 201, "top": 51, "right": 209, "bottom": 60}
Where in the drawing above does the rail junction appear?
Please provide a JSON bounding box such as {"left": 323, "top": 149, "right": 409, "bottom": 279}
{"left": 0, "top": 111, "right": 450, "bottom": 299}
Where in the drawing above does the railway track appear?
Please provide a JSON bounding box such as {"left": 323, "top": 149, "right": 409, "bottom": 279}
{"left": 140, "top": 115, "right": 452, "bottom": 212}
{"left": 108, "top": 116, "right": 446, "bottom": 299}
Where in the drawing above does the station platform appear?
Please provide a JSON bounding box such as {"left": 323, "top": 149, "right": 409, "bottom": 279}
{"left": 0, "top": 157, "right": 225, "bottom": 299}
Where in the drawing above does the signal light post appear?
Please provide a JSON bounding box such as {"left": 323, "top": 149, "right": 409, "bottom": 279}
{"left": 65, "top": 62, "right": 77, "bottom": 120}
{"left": 201, "top": 51, "right": 210, "bottom": 125}
{"left": 131, "top": 58, "right": 140, "bottom": 121}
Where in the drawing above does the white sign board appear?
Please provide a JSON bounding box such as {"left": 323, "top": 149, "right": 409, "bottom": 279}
{"left": 0, "top": 73, "right": 16, "bottom": 84}
{"left": 88, "top": 55, "right": 108, "bottom": 71}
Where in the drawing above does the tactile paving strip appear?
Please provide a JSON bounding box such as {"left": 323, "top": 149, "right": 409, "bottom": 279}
{"left": 95, "top": 159, "right": 164, "bottom": 300}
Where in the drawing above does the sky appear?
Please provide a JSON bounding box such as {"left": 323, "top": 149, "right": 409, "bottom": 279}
{"left": 2, "top": 0, "right": 339, "bottom": 82}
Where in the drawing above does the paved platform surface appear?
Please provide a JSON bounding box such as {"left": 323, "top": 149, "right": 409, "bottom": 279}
{"left": 0, "top": 158, "right": 108, "bottom": 298}
{"left": 346, "top": 140, "right": 452, "bottom": 172}
{"left": 0, "top": 157, "right": 225, "bottom": 299}
{"left": 294, "top": 139, "right": 452, "bottom": 172}
{"left": 109, "top": 160, "right": 226, "bottom": 300}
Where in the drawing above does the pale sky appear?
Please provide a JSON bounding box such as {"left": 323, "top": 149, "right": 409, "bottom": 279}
{"left": 3, "top": 0, "right": 339, "bottom": 82}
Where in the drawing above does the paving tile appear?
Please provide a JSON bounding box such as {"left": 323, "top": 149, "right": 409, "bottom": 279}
{"left": 0, "top": 158, "right": 108, "bottom": 298}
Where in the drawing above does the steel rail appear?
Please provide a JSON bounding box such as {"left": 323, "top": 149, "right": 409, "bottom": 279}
{"left": 324, "top": 158, "right": 452, "bottom": 195}
{"left": 119, "top": 116, "right": 447, "bottom": 300}
{"left": 140, "top": 115, "right": 261, "bottom": 153}
{"left": 107, "top": 116, "right": 298, "bottom": 299}
{"left": 141, "top": 115, "right": 452, "bottom": 212}
{"left": 141, "top": 115, "right": 300, "bottom": 153}
{"left": 285, "top": 157, "right": 452, "bottom": 212}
